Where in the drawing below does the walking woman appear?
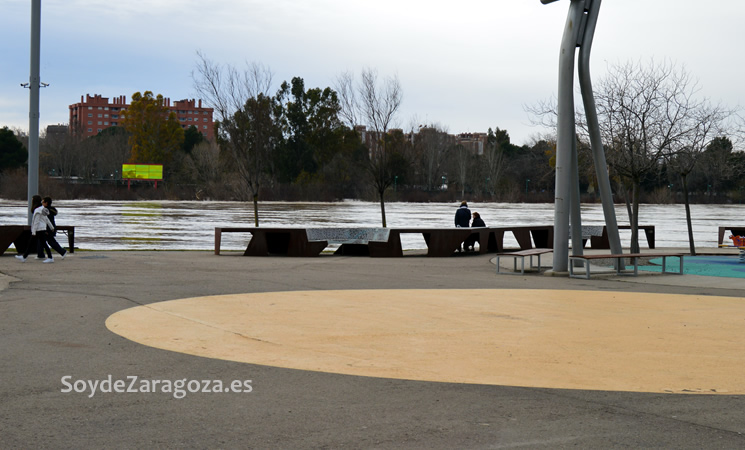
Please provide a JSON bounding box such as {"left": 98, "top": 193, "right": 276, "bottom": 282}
{"left": 16, "top": 195, "right": 54, "bottom": 263}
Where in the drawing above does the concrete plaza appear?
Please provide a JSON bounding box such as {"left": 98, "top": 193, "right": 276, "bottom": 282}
{"left": 1, "top": 250, "right": 743, "bottom": 448}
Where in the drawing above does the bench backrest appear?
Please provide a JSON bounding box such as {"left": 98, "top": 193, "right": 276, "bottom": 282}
{"left": 305, "top": 228, "right": 390, "bottom": 244}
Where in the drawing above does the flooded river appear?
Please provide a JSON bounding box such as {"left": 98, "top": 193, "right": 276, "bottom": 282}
{"left": 1, "top": 199, "right": 743, "bottom": 251}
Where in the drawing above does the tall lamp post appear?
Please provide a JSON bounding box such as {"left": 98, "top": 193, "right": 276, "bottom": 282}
{"left": 540, "top": 0, "right": 622, "bottom": 271}
{"left": 23, "top": 0, "right": 43, "bottom": 225}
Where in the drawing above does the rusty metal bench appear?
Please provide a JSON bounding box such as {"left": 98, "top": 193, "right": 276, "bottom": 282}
{"left": 0, "top": 225, "right": 75, "bottom": 256}
{"left": 214, "top": 227, "right": 328, "bottom": 257}
{"left": 215, "top": 225, "right": 559, "bottom": 258}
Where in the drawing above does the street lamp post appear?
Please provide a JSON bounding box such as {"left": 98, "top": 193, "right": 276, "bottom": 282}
{"left": 25, "top": 0, "right": 42, "bottom": 225}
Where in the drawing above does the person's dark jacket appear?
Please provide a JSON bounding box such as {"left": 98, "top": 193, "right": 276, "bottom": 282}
{"left": 454, "top": 206, "right": 471, "bottom": 227}
{"left": 471, "top": 216, "right": 486, "bottom": 227}
{"left": 47, "top": 206, "right": 58, "bottom": 236}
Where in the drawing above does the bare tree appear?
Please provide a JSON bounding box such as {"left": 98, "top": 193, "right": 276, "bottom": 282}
{"left": 528, "top": 60, "right": 738, "bottom": 252}
{"left": 335, "top": 68, "right": 403, "bottom": 227}
{"left": 334, "top": 71, "right": 360, "bottom": 130}
{"left": 666, "top": 102, "right": 736, "bottom": 255}
{"left": 192, "top": 52, "right": 275, "bottom": 225}
{"left": 596, "top": 60, "right": 731, "bottom": 252}
{"left": 193, "top": 51, "right": 273, "bottom": 124}
{"left": 414, "top": 124, "right": 451, "bottom": 191}
{"left": 452, "top": 144, "right": 470, "bottom": 199}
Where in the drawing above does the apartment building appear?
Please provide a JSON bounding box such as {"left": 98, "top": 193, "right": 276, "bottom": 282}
{"left": 68, "top": 94, "right": 214, "bottom": 140}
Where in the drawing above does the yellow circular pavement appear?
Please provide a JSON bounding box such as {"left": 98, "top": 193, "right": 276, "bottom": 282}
{"left": 106, "top": 289, "right": 745, "bottom": 394}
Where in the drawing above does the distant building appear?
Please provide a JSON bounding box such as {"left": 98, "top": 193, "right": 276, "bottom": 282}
{"left": 68, "top": 94, "right": 214, "bottom": 140}
{"left": 355, "top": 126, "right": 489, "bottom": 157}
{"left": 455, "top": 132, "right": 488, "bottom": 156}
{"left": 45, "top": 124, "right": 68, "bottom": 136}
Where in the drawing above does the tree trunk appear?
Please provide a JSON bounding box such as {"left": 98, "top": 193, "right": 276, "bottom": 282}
{"left": 379, "top": 190, "right": 387, "bottom": 228}
{"left": 681, "top": 174, "right": 696, "bottom": 256}
{"left": 253, "top": 192, "right": 259, "bottom": 227}
{"left": 631, "top": 183, "right": 640, "bottom": 254}
{"left": 624, "top": 186, "right": 632, "bottom": 225}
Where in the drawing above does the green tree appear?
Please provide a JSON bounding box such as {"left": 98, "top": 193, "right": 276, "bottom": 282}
{"left": 121, "top": 91, "right": 185, "bottom": 165}
{"left": 182, "top": 125, "right": 204, "bottom": 153}
{"left": 0, "top": 127, "right": 27, "bottom": 172}
{"left": 274, "top": 77, "right": 346, "bottom": 183}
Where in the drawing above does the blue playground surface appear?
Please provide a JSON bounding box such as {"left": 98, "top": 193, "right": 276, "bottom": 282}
{"left": 637, "top": 255, "right": 745, "bottom": 279}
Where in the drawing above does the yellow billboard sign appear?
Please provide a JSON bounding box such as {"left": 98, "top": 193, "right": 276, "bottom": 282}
{"left": 122, "top": 164, "right": 163, "bottom": 181}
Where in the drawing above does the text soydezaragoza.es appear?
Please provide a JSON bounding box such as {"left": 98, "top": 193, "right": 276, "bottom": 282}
{"left": 61, "top": 375, "right": 252, "bottom": 399}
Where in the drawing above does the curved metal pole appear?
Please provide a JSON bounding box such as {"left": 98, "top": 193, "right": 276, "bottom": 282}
{"left": 570, "top": 134, "right": 583, "bottom": 257}
{"left": 577, "top": 0, "right": 623, "bottom": 257}
{"left": 552, "top": 0, "right": 586, "bottom": 272}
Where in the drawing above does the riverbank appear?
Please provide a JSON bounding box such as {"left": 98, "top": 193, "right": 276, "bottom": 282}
{"left": 3, "top": 199, "right": 744, "bottom": 251}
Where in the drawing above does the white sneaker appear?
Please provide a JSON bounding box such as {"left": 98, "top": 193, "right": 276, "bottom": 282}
{"left": 15, "top": 255, "right": 26, "bottom": 262}
{"left": 43, "top": 258, "right": 54, "bottom": 263}
{"left": 60, "top": 252, "right": 67, "bottom": 260}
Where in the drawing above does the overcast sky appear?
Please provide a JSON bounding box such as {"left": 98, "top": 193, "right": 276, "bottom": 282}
{"left": 2, "top": 0, "right": 744, "bottom": 146}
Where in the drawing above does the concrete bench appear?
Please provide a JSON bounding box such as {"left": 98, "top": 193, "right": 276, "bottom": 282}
{"left": 568, "top": 252, "right": 685, "bottom": 279}
{"left": 0, "top": 225, "right": 75, "bottom": 256}
{"left": 495, "top": 248, "right": 553, "bottom": 275}
{"left": 306, "top": 228, "right": 390, "bottom": 256}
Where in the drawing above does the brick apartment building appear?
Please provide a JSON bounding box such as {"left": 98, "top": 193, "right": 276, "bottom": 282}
{"left": 68, "top": 94, "right": 214, "bottom": 140}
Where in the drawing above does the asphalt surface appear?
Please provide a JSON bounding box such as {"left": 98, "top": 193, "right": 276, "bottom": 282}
{"left": 1, "top": 250, "right": 744, "bottom": 449}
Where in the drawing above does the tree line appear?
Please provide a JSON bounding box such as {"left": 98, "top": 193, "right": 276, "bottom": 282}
{"left": 0, "top": 57, "right": 743, "bottom": 228}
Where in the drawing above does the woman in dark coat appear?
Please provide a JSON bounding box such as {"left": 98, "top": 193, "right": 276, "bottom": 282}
{"left": 465, "top": 211, "right": 486, "bottom": 251}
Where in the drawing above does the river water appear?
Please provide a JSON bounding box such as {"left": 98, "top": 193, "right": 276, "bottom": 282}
{"left": 1, "top": 199, "right": 743, "bottom": 251}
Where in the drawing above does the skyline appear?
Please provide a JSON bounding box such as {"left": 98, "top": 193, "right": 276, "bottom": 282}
{"left": 2, "top": 0, "right": 744, "bottom": 147}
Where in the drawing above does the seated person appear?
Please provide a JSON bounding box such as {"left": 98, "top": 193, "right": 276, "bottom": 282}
{"left": 464, "top": 212, "right": 486, "bottom": 251}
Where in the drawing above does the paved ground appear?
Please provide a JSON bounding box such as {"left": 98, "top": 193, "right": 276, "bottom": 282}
{"left": 1, "top": 250, "right": 744, "bottom": 448}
